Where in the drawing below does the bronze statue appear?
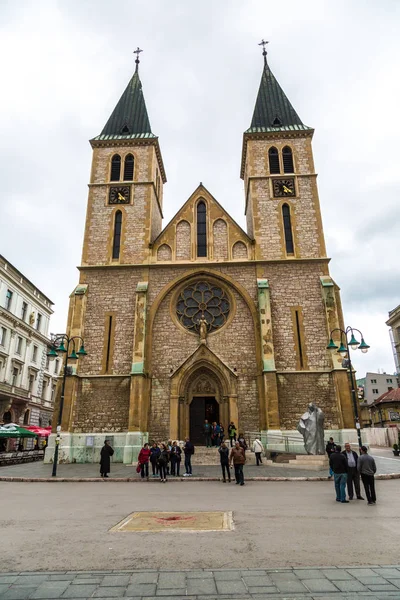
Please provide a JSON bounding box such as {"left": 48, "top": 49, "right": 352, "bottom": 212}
{"left": 297, "top": 402, "right": 325, "bottom": 455}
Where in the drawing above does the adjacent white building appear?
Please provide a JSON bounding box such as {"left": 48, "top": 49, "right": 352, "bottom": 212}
{"left": 357, "top": 371, "right": 397, "bottom": 406}
{"left": 0, "top": 254, "right": 57, "bottom": 429}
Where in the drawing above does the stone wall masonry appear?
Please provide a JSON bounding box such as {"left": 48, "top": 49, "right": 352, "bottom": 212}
{"left": 79, "top": 268, "right": 142, "bottom": 375}
{"left": 244, "top": 137, "right": 323, "bottom": 261}
{"left": 149, "top": 272, "right": 259, "bottom": 440}
{"left": 176, "top": 220, "right": 191, "bottom": 260}
{"left": 262, "top": 262, "right": 331, "bottom": 372}
{"left": 72, "top": 376, "right": 130, "bottom": 432}
{"left": 278, "top": 372, "right": 339, "bottom": 429}
{"left": 91, "top": 145, "right": 152, "bottom": 184}
{"left": 157, "top": 244, "right": 172, "bottom": 261}
{"left": 213, "top": 219, "right": 228, "bottom": 260}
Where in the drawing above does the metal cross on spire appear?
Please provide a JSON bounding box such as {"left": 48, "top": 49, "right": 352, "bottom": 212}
{"left": 258, "top": 39, "right": 269, "bottom": 65}
{"left": 134, "top": 47, "right": 143, "bottom": 72}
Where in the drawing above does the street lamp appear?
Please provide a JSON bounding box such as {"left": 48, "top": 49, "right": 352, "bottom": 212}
{"left": 327, "top": 326, "right": 370, "bottom": 450}
{"left": 47, "top": 334, "right": 87, "bottom": 476}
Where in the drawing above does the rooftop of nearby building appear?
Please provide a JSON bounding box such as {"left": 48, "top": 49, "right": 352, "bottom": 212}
{"left": 373, "top": 387, "right": 400, "bottom": 406}
{"left": 0, "top": 254, "right": 54, "bottom": 307}
{"left": 387, "top": 304, "right": 400, "bottom": 326}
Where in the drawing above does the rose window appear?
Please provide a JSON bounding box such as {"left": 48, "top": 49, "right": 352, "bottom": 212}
{"left": 176, "top": 281, "right": 231, "bottom": 334}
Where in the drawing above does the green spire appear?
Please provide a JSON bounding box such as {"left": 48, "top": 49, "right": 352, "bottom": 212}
{"left": 246, "top": 56, "right": 312, "bottom": 134}
{"left": 98, "top": 58, "right": 155, "bottom": 140}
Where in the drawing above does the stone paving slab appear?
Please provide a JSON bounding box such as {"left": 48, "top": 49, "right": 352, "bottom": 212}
{"left": 1, "top": 566, "right": 400, "bottom": 599}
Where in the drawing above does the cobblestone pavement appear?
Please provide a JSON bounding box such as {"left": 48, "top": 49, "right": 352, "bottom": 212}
{"left": 1, "top": 452, "right": 399, "bottom": 480}
{"left": 1, "top": 567, "right": 400, "bottom": 599}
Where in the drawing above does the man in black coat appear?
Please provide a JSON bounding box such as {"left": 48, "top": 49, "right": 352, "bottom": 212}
{"left": 183, "top": 437, "right": 195, "bottom": 476}
{"left": 326, "top": 437, "right": 336, "bottom": 478}
{"left": 100, "top": 439, "right": 114, "bottom": 478}
{"left": 329, "top": 445, "right": 349, "bottom": 503}
{"left": 342, "top": 442, "right": 364, "bottom": 500}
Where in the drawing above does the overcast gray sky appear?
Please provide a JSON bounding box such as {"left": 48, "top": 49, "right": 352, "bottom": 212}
{"left": 1, "top": 0, "right": 399, "bottom": 377}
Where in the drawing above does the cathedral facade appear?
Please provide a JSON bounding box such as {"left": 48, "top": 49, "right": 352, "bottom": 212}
{"left": 47, "top": 53, "right": 356, "bottom": 463}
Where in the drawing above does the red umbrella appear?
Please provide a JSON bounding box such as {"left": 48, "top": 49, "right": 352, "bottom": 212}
{"left": 21, "top": 426, "right": 51, "bottom": 437}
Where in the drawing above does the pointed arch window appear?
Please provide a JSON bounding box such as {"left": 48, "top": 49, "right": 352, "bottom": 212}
{"left": 268, "top": 147, "right": 280, "bottom": 174}
{"left": 282, "top": 204, "right": 294, "bottom": 254}
{"left": 123, "top": 154, "right": 134, "bottom": 181}
{"left": 110, "top": 154, "right": 121, "bottom": 181}
{"left": 197, "top": 201, "right": 207, "bottom": 257}
{"left": 112, "top": 211, "right": 122, "bottom": 259}
{"left": 282, "top": 146, "right": 294, "bottom": 173}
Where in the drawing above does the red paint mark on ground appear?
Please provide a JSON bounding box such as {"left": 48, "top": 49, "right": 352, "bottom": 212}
{"left": 154, "top": 515, "right": 196, "bottom": 523}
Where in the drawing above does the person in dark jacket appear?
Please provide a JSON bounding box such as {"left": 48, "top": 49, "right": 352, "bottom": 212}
{"left": 100, "top": 439, "right": 114, "bottom": 478}
{"left": 329, "top": 445, "right": 348, "bottom": 503}
{"left": 342, "top": 442, "right": 363, "bottom": 500}
{"left": 358, "top": 446, "right": 377, "bottom": 505}
{"left": 149, "top": 442, "right": 161, "bottom": 477}
{"left": 238, "top": 433, "right": 248, "bottom": 453}
{"left": 203, "top": 420, "right": 212, "bottom": 447}
{"left": 170, "top": 441, "right": 182, "bottom": 476}
{"left": 158, "top": 443, "right": 169, "bottom": 482}
{"left": 218, "top": 442, "right": 231, "bottom": 482}
{"left": 326, "top": 437, "right": 336, "bottom": 478}
{"left": 183, "top": 437, "right": 195, "bottom": 476}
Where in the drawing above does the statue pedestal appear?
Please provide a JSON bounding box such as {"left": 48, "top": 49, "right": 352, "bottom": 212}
{"left": 287, "top": 455, "right": 329, "bottom": 470}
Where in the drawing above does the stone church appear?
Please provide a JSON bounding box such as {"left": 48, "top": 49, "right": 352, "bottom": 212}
{"left": 48, "top": 51, "right": 356, "bottom": 463}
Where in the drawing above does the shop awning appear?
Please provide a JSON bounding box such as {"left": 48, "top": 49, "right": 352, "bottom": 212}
{"left": 0, "top": 424, "right": 37, "bottom": 438}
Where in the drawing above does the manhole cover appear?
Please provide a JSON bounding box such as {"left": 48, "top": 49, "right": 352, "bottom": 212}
{"left": 110, "top": 511, "right": 233, "bottom": 532}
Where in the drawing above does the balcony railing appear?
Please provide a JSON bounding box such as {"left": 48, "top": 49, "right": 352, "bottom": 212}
{"left": 0, "top": 381, "right": 30, "bottom": 399}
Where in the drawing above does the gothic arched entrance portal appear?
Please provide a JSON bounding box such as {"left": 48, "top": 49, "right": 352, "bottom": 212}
{"left": 169, "top": 345, "right": 239, "bottom": 443}
{"left": 188, "top": 370, "right": 221, "bottom": 445}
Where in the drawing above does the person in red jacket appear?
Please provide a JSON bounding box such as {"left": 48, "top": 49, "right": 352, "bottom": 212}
{"left": 138, "top": 443, "right": 151, "bottom": 480}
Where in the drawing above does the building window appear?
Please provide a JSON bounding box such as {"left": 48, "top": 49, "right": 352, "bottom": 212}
{"left": 176, "top": 281, "right": 231, "bottom": 334}
{"left": 54, "top": 359, "right": 60, "bottom": 375}
{"left": 112, "top": 211, "right": 122, "bottom": 260}
{"left": 110, "top": 154, "right": 121, "bottom": 181}
{"left": 282, "top": 146, "right": 294, "bottom": 173}
{"left": 123, "top": 154, "right": 134, "bottom": 181}
{"left": 51, "top": 385, "right": 56, "bottom": 402}
{"left": 45, "top": 355, "right": 50, "bottom": 370}
{"left": 36, "top": 313, "right": 42, "bottom": 331}
{"left": 12, "top": 367, "right": 19, "bottom": 386}
{"left": 196, "top": 201, "right": 207, "bottom": 257}
{"left": 16, "top": 336, "right": 23, "bottom": 355}
{"left": 0, "top": 327, "right": 6, "bottom": 346}
{"left": 371, "top": 379, "right": 377, "bottom": 384}
{"left": 387, "top": 378, "right": 393, "bottom": 383}
{"left": 282, "top": 204, "right": 294, "bottom": 254}
{"left": 292, "top": 307, "right": 307, "bottom": 370}
{"left": 5, "top": 289, "right": 13, "bottom": 311}
{"left": 372, "top": 389, "right": 379, "bottom": 394}
{"left": 32, "top": 345, "right": 38, "bottom": 362}
{"left": 23, "top": 409, "right": 30, "bottom": 425}
{"left": 388, "top": 386, "right": 394, "bottom": 391}
{"left": 28, "top": 374, "right": 35, "bottom": 393}
{"left": 268, "top": 147, "right": 280, "bottom": 174}
{"left": 42, "top": 379, "right": 48, "bottom": 399}
{"left": 21, "top": 301, "right": 28, "bottom": 321}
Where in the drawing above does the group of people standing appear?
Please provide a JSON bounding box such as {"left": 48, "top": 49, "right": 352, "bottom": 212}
{"left": 326, "top": 438, "right": 377, "bottom": 505}
{"left": 137, "top": 439, "right": 195, "bottom": 482}
{"left": 203, "top": 420, "right": 248, "bottom": 449}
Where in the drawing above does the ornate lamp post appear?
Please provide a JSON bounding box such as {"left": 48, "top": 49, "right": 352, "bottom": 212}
{"left": 47, "top": 335, "right": 87, "bottom": 476}
{"left": 327, "top": 326, "right": 370, "bottom": 449}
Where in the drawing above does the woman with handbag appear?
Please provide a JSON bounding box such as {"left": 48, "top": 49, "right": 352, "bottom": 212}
{"left": 138, "top": 443, "right": 151, "bottom": 480}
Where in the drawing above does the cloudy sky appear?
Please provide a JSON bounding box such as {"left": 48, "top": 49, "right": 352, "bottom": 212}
{"left": 1, "top": 0, "right": 399, "bottom": 376}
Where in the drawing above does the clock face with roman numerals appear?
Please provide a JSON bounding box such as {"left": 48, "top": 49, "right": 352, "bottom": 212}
{"left": 272, "top": 178, "right": 295, "bottom": 198}
{"left": 109, "top": 186, "right": 130, "bottom": 205}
